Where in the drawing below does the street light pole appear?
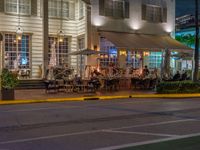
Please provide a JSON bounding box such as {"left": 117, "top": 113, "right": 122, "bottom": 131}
{"left": 193, "top": 0, "right": 199, "bottom": 81}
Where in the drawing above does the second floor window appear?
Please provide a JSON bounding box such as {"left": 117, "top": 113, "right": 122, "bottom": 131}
{"left": 5, "top": 0, "right": 31, "bottom": 15}
{"left": 79, "top": 0, "right": 84, "bottom": 19}
{"left": 49, "top": 0, "right": 75, "bottom": 20}
{"left": 142, "top": 0, "right": 167, "bottom": 23}
{"left": 99, "top": 0, "right": 129, "bottom": 19}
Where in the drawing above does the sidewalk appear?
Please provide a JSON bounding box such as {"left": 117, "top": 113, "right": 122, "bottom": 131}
{"left": 1, "top": 89, "right": 200, "bottom": 105}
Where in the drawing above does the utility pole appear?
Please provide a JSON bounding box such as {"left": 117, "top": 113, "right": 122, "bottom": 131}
{"left": 193, "top": 0, "right": 199, "bottom": 81}
{"left": 43, "top": 0, "right": 49, "bottom": 77}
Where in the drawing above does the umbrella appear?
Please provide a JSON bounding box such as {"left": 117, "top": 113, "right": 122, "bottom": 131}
{"left": 68, "top": 49, "right": 107, "bottom": 77}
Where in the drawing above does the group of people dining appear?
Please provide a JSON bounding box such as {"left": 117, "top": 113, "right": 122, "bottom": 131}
{"left": 44, "top": 63, "right": 191, "bottom": 93}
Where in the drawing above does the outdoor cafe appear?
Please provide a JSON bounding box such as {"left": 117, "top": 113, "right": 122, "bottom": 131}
{"left": 44, "top": 32, "right": 193, "bottom": 93}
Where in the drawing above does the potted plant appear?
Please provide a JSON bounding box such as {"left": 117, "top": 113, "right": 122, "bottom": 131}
{"left": 0, "top": 68, "right": 19, "bottom": 100}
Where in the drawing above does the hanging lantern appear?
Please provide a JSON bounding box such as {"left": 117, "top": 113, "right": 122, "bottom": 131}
{"left": 57, "top": 30, "right": 65, "bottom": 42}
{"left": 16, "top": 26, "right": 23, "bottom": 40}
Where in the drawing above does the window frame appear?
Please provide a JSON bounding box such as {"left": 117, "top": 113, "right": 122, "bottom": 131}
{"left": 5, "top": 0, "right": 31, "bottom": 15}
{"left": 48, "top": 0, "right": 75, "bottom": 20}
{"left": 99, "top": 0, "right": 129, "bottom": 19}
{"left": 142, "top": 1, "right": 167, "bottom": 23}
{"left": 48, "top": 36, "right": 69, "bottom": 66}
{"left": 79, "top": 0, "right": 85, "bottom": 20}
{"left": 3, "top": 32, "right": 31, "bottom": 70}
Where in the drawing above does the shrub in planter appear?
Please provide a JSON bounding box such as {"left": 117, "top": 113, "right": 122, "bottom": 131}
{"left": 156, "top": 81, "right": 200, "bottom": 94}
{"left": 1, "top": 68, "right": 19, "bottom": 100}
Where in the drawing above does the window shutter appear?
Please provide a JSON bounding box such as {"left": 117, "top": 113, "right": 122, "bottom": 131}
{"left": 124, "top": 0, "right": 129, "bottom": 18}
{"left": 162, "top": 8, "right": 167, "bottom": 22}
{"left": 141, "top": 4, "right": 146, "bottom": 20}
{"left": 0, "top": 0, "right": 4, "bottom": 13}
{"left": 99, "top": 0, "right": 104, "bottom": 16}
{"left": 31, "top": 0, "right": 37, "bottom": 16}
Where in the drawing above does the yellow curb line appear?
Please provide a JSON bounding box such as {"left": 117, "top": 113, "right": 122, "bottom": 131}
{"left": 0, "top": 94, "right": 200, "bottom": 105}
{"left": 131, "top": 94, "right": 200, "bottom": 98}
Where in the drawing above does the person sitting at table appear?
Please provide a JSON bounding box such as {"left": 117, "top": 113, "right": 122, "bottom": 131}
{"left": 92, "top": 69, "right": 103, "bottom": 77}
{"left": 73, "top": 74, "right": 83, "bottom": 92}
{"left": 173, "top": 71, "right": 181, "bottom": 81}
{"left": 181, "top": 70, "right": 188, "bottom": 80}
{"left": 74, "top": 74, "right": 82, "bottom": 85}
{"left": 142, "top": 65, "right": 150, "bottom": 78}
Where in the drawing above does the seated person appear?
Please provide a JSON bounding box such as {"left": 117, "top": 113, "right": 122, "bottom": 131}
{"left": 92, "top": 69, "right": 103, "bottom": 77}
{"left": 142, "top": 65, "right": 150, "bottom": 78}
{"left": 73, "top": 74, "right": 82, "bottom": 85}
{"left": 173, "top": 71, "right": 181, "bottom": 81}
{"left": 89, "top": 76, "right": 101, "bottom": 90}
{"left": 181, "top": 70, "right": 188, "bottom": 80}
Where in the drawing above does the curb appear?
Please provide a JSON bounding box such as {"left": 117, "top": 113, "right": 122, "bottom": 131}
{"left": 0, "top": 94, "right": 200, "bottom": 105}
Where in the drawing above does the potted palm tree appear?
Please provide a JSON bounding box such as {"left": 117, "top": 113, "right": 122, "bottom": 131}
{"left": 1, "top": 68, "right": 19, "bottom": 100}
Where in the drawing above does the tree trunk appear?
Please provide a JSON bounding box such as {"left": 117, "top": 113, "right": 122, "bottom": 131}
{"left": 193, "top": 0, "right": 199, "bottom": 81}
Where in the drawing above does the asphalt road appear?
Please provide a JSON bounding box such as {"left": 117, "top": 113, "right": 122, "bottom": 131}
{"left": 0, "top": 98, "right": 200, "bottom": 150}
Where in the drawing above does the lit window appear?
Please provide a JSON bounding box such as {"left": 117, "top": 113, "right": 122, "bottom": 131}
{"left": 48, "top": 37, "right": 69, "bottom": 66}
{"left": 4, "top": 33, "right": 30, "bottom": 70}
{"left": 5, "top": 0, "right": 31, "bottom": 15}
{"left": 48, "top": 0, "right": 75, "bottom": 20}
{"left": 148, "top": 52, "right": 162, "bottom": 69}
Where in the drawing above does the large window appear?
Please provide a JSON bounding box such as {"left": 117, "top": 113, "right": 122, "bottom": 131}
{"left": 142, "top": 0, "right": 167, "bottom": 23}
{"left": 4, "top": 33, "right": 30, "bottom": 70}
{"left": 5, "top": 0, "right": 31, "bottom": 15}
{"left": 48, "top": 0, "right": 75, "bottom": 20}
{"left": 99, "top": 0, "right": 129, "bottom": 19}
{"left": 78, "top": 36, "right": 85, "bottom": 50}
{"left": 100, "top": 37, "right": 118, "bottom": 68}
{"left": 48, "top": 37, "right": 69, "bottom": 66}
{"left": 79, "top": 0, "right": 84, "bottom": 19}
{"left": 148, "top": 52, "right": 162, "bottom": 69}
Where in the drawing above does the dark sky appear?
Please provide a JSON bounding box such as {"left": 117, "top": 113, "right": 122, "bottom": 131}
{"left": 176, "top": 0, "right": 198, "bottom": 17}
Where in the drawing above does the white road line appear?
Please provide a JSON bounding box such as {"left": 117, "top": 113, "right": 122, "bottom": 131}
{"left": 0, "top": 119, "right": 196, "bottom": 145}
{"left": 104, "top": 119, "right": 197, "bottom": 131}
{"left": 102, "top": 130, "right": 179, "bottom": 137}
{"left": 94, "top": 132, "right": 200, "bottom": 150}
{"left": 0, "top": 130, "right": 101, "bottom": 145}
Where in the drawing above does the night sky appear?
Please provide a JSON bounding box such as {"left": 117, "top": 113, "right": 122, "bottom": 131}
{"left": 176, "top": 0, "right": 198, "bottom": 17}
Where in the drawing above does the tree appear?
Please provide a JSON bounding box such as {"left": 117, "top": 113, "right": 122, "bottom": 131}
{"left": 193, "top": 0, "right": 199, "bottom": 81}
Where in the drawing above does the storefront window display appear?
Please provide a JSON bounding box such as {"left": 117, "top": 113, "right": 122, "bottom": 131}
{"left": 4, "top": 33, "right": 30, "bottom": 70}
{"left": 48, "top": 36, "right": 69, "bottom": 66}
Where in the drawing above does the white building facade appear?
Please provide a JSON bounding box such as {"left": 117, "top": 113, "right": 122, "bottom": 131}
{"left": 0, "top": 0, "right": 191, "bottom": 80}
{"left": 0, "top": 0, "right": 88, "bottom": 79}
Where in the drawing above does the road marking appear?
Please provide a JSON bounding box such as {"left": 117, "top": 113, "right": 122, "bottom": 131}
{"left": 102, "top": 130, "right": 179, "bottom": 137}
{"left": 0, "top": 130, "right": 101, "bottom": 145}
{"left": 0, "top": 119, "right": 195, "bottom": 145}
{"left": 94, "top": 132, "right": 200, "bottom": 150}
{"left": 104, "top": 119, "right": 197, "bottom": 131}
